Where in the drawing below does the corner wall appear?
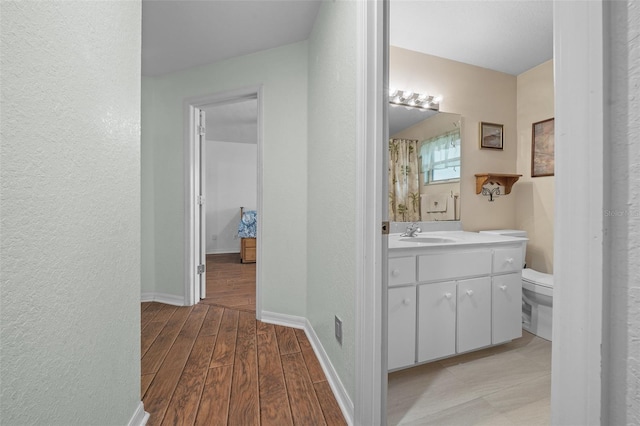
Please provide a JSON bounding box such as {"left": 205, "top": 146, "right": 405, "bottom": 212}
{"left": 307, "top": 0, "right": 358, "bottom": 400}
{"left": 141, "top": 42, "right": 308, "bottom": 316}
{"left": 516, "top": 60, "right": 555, "bottom": 272}
{"left": 390, "top": 47, "right": 518, "bottom": 231}
{"left": 0, "top": 2, "right": 142, "bottom": 423}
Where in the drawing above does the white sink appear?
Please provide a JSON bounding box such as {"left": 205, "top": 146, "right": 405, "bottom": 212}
{"left": 400, "top": 236, "right": 457, "bottom": 244}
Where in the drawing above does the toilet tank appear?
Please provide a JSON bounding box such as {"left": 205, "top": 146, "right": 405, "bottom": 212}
{"left": 479, "top": 229, "right": 528, "bottom": 268}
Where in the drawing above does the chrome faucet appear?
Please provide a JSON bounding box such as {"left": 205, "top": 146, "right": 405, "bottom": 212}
{"left": 401, "top": 222, "right": 421, "bottom": 237}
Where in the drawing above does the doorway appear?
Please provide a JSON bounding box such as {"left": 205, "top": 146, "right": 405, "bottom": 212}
{"left": 201, "top": 98, "right": 258, "bottom": 312}
{"left": 184, "top": 86, "right": 263, "bottom": 319}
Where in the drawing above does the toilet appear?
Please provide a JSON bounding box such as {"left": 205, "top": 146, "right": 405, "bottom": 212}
{"left": 479, "top": 229, "right": 553, "bottom": 341}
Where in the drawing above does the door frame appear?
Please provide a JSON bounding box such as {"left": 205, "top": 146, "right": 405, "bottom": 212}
{"left": 363, "top": 1, "right": 607, "bottom": 424}
{"left": 183, "top": 85, "right": 263, "bottom": 314}
{"left": 354, "top": 0, "right": 387, "bottom": 424}
{"left": 551, "top": 1, "right": 605, "bottom": 423}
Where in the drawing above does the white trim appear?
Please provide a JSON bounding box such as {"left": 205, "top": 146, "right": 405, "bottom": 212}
{"left": 206, "top": 249, "right": 241, "bottom": 255}
{"left": 551, "top": 1, "right": 604, "bottom": 424}
{"left": 127, "top": 402, "right": 149, "bottom": 426}
{"left": 140, "top": 292, "right": 186, "bottom": 307}
{"left": 260, "top": 311, "right": 306, "bottom": 330}
{"left": 183, "top": 85, "right": 264, "bottom": 314}
{"left": 304, "top": 319, "right": 355, "bottom": 426}
{"left": 355, "top": 1, "right": 386, "bottom": 425}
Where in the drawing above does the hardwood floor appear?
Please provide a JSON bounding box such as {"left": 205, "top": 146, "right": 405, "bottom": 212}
{"left": 141, "top": 302, "right": 346, "bottom": 426}
{"left": 388, "top": 331, "right": 552, "bottom": 425}
{"left": 202, "top": 253, "right": 256, "bottom": 312}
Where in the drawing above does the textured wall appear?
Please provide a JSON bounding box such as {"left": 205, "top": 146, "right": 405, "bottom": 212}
{"left": 307, "top": 0, "right": 357, "bottom": 400}
{"left": 390, "top": 47, "right": 518, "bottom": 232}
{"left": 516, "top": 61, "right": 555, "bottom": 273}
{"left": 141, "top": 42, "right": 308, "bottom": 315}
{"left": 604, "top": 1, "right": 640, "bottom": 424}
{"left": 0, "top": 2, "right": 142, "bottom": 424}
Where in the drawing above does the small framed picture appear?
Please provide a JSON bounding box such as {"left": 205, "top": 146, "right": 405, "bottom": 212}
{"left": 531, "top": 118, "right": 555, "bottom": 177}
{"left": 480, "top": 122, "right": 504, "bottom": 150}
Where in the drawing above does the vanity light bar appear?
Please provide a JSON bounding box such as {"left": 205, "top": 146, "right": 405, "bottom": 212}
{"left": 389, "top": 89, "right": 442, "bottom": 110}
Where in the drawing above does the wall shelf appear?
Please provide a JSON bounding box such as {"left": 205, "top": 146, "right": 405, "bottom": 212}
{"left": 475, "top": 173, "right": 522, "bottom": 195}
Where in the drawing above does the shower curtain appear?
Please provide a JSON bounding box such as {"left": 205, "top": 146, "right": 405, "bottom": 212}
{"left": 389, "top": 138, "right": 421, "bottom": 222}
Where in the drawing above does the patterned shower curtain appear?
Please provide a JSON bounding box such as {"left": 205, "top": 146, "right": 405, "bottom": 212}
{"left": 389, "top": 138, "right": 421, "bottom": 222}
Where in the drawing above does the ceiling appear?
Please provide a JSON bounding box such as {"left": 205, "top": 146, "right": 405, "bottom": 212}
{"left": 142, "top": 0, "right": 553, "bottom": 141}
{"left": 390, "top": 1, "right": 553, "bottom": 76}
{"left": 142, "top": 0, "right": 322, "bottom": 77}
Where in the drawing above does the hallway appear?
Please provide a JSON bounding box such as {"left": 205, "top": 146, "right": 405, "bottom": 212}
{"left": 141, "top": 301, "right": 345, "bottom": 425}
{"left": 141, "top": 253, "right": 338, "bottom": 424}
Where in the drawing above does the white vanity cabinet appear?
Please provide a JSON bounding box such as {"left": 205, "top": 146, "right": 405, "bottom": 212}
{"left": 388, "top": 234, "right": 525, "bottom": 371}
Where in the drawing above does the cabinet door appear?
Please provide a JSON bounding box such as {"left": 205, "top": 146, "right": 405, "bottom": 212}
{"left": 417, "top": 281, "right": 457, "bottom": 363}
{"left": 388, "top": 286, "right": 417, "bottom": 370}
{"left": 457, "top": 277, "right": 491, "bottom": 353}
{"left": 492, "top": 273, "right": 523, "bottom": 344}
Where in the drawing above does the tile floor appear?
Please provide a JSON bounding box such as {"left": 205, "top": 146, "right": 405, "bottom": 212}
{"left": 388, "top": 331, "right": 551, "bottom": 425}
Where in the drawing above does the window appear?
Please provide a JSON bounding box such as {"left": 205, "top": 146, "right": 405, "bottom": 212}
{"left": 420, "top": 129, "right": 461, "bottom": 184}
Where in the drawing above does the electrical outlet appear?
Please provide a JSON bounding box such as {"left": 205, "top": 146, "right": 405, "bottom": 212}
{"left": 334, "top": 316, "right": 342, "bottom": 345}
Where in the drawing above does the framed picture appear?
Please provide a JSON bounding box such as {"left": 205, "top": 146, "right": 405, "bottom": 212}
{"left": 531, "top": 118, "right": 555, "bottom": 177}
{"left": 480, "top": 122, "right": 504, "bottom": 150}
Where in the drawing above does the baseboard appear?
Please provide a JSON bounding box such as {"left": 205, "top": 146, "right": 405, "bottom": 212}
{"left": 260, "top": 311, "right": 306, "bottom": 329}
{"left": 260, "top": 311, "right": 354, "bottom": 424}
{"left": 140, "top": 292, "right": 185, "bottom": 306}
{"left": 206, "top": 249, "right": 240, "bottom": 255}
{"left": 303, "top": 320, "right": 354, "bottom": 425}
{"left": 127, "top": 401, "right": 149, "bottom": 426}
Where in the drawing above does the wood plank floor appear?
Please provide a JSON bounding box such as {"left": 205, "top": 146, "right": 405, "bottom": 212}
{"left": 141, "top": 302, "right": 346, "bottom": 426}
{"left": 202, "top": 253, "right": 256, "bottom": 313}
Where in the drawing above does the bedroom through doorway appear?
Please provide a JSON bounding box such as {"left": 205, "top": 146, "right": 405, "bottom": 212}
{"left": 185, "top": 87, "right": 263, "bottom": 314}
{"left": 201, "top": 97, "right": 258, "bottom": 313}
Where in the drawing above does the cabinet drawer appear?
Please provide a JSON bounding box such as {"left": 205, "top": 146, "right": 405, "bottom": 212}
{"left": 388, "top": 257, "right": 416, "bottom": 287}
{"left": 418, "top": 250, "right": 491, "bottom": 282}
{"left": 493, "top": 247, "right": 523, "bottom": 274}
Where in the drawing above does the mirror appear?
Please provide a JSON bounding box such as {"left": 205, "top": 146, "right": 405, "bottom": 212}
{"left": 389, "top": 109, "right": 462, "bottom": 222}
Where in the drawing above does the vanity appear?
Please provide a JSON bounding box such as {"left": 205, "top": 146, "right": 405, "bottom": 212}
{"left": 388, "top": 230, "right": 526, "bottom": 371}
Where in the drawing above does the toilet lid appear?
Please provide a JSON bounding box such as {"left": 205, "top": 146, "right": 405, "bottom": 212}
{"left": 522, "top": 268, "right": 554, "bottom": 288}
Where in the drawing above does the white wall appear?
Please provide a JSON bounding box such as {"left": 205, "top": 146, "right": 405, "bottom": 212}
{"left": 604, "top": 1, "right": 640, "bottom": 423}
{"left": 205, "top": 141, "right": 257, "bottom": 254}
{"left": 141, "top": 41, "right": 308, "bottom": 316}
{"left": 0, "top": 2, "right": 142, "bottom": 424}
{"left": 307, "top": 0, "right": 358, "bottom": 401}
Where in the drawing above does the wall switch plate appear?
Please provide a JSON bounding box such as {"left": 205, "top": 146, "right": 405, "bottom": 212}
{"left": 334, "top": 315, "right": 342, "bottom": 345}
